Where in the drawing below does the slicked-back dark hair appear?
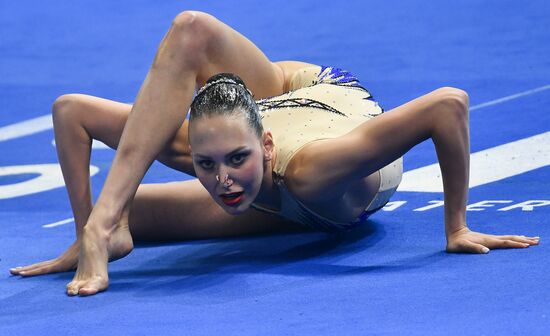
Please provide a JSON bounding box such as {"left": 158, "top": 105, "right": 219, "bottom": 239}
{"left": 190, "top": 73, "right": 263, "bottom": 138}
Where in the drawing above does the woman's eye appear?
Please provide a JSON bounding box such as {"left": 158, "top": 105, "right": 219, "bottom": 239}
{"left": 199, "top": 160, "right": 214, "bottom": 170}
{"left": 231, "top": 154, "right": 247, "bottom": 165}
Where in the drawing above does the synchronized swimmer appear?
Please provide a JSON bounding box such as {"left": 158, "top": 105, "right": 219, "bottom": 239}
{"left": 9, "top": 11, "right": 539, "bottom": 296}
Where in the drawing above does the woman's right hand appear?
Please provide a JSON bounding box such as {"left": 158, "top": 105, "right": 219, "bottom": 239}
{"left": 10, "top": 240, "right": 80, "bottom": 277}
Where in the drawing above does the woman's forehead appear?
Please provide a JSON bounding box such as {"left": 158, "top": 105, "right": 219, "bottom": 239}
{"left": 189, "top": 115, "right": 258, "bottom": 148}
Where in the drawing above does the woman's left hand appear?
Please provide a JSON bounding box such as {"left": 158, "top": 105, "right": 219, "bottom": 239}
{"left": 446, "top": 227, "right": 540, "bottom": 254}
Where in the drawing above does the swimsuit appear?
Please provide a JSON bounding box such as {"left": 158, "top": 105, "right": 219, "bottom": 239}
{"left": 250, "top": 66, "right": 402, "bottom": 232}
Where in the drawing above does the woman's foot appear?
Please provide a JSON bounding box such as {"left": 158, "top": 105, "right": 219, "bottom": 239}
{"left": 10, "top": 217, "right": 133, "bottom": 279}
{"left": 65, "top": 220, "right": 133, "bottom": 296}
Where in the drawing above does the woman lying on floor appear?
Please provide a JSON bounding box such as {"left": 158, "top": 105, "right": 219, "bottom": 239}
{"left": 10, "top": 11, "right": 539, "bottom": 296}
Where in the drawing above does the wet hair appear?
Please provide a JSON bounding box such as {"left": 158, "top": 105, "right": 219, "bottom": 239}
{"left": 190, "top": 73, "right": 263, "bottom": 138}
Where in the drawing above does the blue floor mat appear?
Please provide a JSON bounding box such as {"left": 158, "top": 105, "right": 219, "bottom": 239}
{"left": 1, "top": 1, "right": 549, "bottom": 335}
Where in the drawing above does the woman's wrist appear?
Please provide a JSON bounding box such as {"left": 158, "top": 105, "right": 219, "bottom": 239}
{"left": 444, "top": 210, "right": 468, "bottom": 238}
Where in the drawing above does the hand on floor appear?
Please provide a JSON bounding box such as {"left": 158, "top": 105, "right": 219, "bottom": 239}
{"left": 446, "top": 227, "right": 540, "bottom": 254}
{"left": 10, "top": 240, "right": 79, "bottom": 277}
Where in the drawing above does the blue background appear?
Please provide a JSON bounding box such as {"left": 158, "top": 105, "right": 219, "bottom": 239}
{"left": 1, "top": 1, "right": 549, "bottom": 335}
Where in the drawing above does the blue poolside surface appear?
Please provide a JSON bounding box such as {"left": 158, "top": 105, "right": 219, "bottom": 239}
{"left": 1, "top": 1, "right": 549, "bottom": 335}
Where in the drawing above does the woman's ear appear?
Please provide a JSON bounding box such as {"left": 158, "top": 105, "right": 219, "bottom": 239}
{"left": 262, "top": 130, "right": 274, "bottom": 161}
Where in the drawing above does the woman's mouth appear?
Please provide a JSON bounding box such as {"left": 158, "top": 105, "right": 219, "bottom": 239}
{"left": 219, "top": 191, "right": 244, "bottom": 206}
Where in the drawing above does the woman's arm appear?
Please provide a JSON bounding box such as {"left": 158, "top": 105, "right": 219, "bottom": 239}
{"left": 292, "top": 87, "right": 539, "bottom": 252}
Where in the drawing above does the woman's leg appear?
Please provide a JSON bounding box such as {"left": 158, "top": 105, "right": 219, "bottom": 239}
{"left": 12, "top": 177, "right": 302, "bottom": 276}
{"left": 69, "top": 10, "right": 298, "bottom": 296}
{"left": 10, "top": 94, "right": 302, "bottom": 277}
{"left": 10, "top": 93, "right": 197, "bottom": 277}
{"left": 90, "top": 10, "right": 286, "bottom": 222}
{"left": 129, "top": 180, "right": 305, "bottom": 242}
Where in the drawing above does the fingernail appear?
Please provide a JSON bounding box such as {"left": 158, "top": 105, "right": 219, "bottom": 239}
{"left": 482, "top": 247, "right": 490, "bottom": 253}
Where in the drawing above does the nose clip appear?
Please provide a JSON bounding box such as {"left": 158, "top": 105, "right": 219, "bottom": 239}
{"left": 216, "top": 174, "right": 234, "bottom": 188}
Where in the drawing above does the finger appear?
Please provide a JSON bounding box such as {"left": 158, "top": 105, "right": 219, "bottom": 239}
{"left": 506, "top": 236, "right": 540, "bottom": 245}
{"left": 10, "top": 260, "right": 54, "bottom": 275}
{"left": 524, "top": 236, "right": 540, "bottom": 244}
{"left": 498, "top": 235, "right": 521, "bottom": 240}
{"left": 18, "top": 266, "right": 53, "bottom": 277}
{"left": 9, "top": 266, "right": 24, "bottom": 275}
{"left": 11, "top": 262, "right": 53, "bottom": 275}
{"left": 485, "top": 238, "right": 530, "bottom": 249}
{"left": 17, "top": 263, "right": 64, "bottom": 277}
{"left": 500, "top": 235, "right": 540, "bottom": 243}
{"left": 448, "top": 240, "right": 490, "bottom": 254}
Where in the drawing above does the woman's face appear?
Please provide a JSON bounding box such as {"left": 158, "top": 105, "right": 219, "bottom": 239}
{"left": 189, "top": 113, "right": 270, "bottom": 215}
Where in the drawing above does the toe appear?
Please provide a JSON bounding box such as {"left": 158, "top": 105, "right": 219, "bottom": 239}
{"left": 78, "top": 277, "right": 107, "bottom": 296}
{"left": 78, "top": 287, "right": 99, "bottom": 296}
{"left": 66, "top": 282, "right": 80, "bottom": 296}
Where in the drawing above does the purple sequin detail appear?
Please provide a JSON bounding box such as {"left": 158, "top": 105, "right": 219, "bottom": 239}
{"left": 318, "top": 66, "right": 360, "bottom": 86}
{"left": 316, "top": 66, "right": 374, "bottom": 102}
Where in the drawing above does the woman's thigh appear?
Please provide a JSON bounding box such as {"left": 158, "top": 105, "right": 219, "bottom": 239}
{"left": 185, "top": 11, "right": 285, "bottom": 98}
{"left": 129, "top": 179, "right": 307, "bottom": 241}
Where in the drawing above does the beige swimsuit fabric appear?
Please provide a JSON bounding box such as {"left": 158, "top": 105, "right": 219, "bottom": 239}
{"left": 258, "top": 66, "right": 402, "bottom": 214}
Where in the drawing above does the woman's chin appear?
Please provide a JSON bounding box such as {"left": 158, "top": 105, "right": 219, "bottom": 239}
{"left": 223, "top": 206, "right": 247, "bottom": 215}
{"left": 219, "top": 200, "right": 250, "bottom": 215}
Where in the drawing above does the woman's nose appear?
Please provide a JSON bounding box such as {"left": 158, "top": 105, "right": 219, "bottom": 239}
{"left": 216, "top": 166, "right": 234, "bottom": 188}
{"left": 216, "top": 165, "right": 228, "bottom": 180}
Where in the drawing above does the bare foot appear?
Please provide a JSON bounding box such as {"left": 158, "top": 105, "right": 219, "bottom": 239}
{"left": 66, "top": 218, "right": 133, "bottom": 296}
{"left": 10, "top": 219, "right": 133, "bottom": 278}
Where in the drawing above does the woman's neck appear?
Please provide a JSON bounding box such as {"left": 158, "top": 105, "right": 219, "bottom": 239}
{"left": 253, "top": 148, "right": 281, "bottom": 210}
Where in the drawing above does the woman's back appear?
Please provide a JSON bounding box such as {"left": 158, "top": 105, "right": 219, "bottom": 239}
{"left": 253, "top": 66, "right": 403, "bottom": 229}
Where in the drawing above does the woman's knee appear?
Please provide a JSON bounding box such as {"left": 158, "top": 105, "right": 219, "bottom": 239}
{"left": 161, "top": 11, "right": 218, "bottom": 67}
{"left": 52, "top": 94, "right": 85, "bottom": 125}
{"left": 433, "top": 87, "right": 470, "bottom": 121}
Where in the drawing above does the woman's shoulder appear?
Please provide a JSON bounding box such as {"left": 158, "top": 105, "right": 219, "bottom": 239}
{"left": 274, "top": 61, "right": 319, "bottom": 92}
{"left": 277, "top": 139, "right": 331, "bottom": 200}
